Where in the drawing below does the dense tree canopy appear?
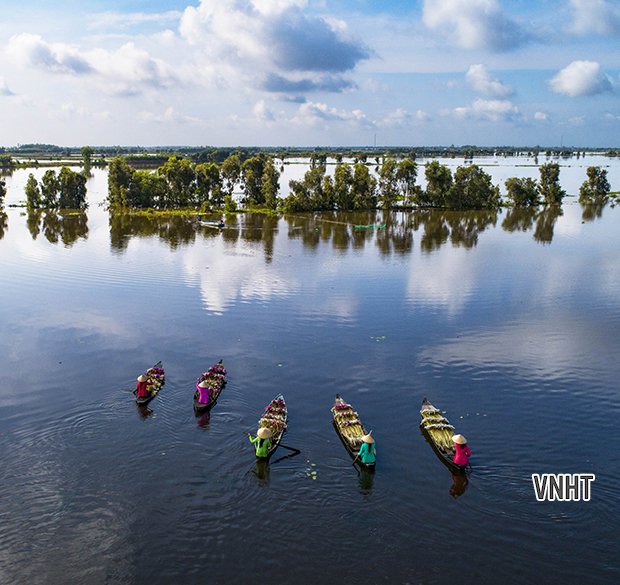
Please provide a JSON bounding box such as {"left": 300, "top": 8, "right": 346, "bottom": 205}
{"left": 579, "top": 166, "right": 611, "bottom": 203}
{"left": 505, "top": 177, "right": 540, "bottom": 206}
{"left": 26, "top": 167, "right": 88, "bottom": 210}
{"left": 539, "top": 163, "right": 565, "bottom": 204}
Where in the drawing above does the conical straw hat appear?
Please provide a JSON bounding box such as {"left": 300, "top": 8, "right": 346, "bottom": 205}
{"left": 257, "top": 427, "right": 272, "bottom": 439}
{"left": 198, "top": 381, "right": 209, "bottom": 388}
{"left": 452, "top": 434, "right": 467, "bottom": 445}
{"left": 362, "top": 430, "right": 375, "bottom": 444}
{"left": 137, "top": 374, "right": 147, "bottom": 382}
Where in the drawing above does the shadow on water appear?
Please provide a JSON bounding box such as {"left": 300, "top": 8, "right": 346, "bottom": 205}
{"left": 25, "top": 209, "right": 89, "bottom": 246}
{"left": 137, "top": 405, "right": 154, "bottom": 420}
{"left": 501, "top": 205, "right": 563, "bottom": 244}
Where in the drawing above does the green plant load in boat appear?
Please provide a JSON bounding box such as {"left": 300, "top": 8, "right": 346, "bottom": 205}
{"left": 146, "top": 364, "right": 165, "bottom": 396}
{"left": 259, "top": 396, "right": 287, "bottom": 441}
{"left": 420, "top": 404, "right": 455, "bottom": 450}
{"left": 332, "top": 396, "right": 365, "bottom": 447}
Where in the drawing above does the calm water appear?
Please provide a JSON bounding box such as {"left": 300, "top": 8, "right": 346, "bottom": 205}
{"left": 1, "top": 159, "right": 619, "bottom": 585}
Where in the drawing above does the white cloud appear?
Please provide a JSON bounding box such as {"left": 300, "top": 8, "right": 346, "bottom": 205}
{"left": 569, "top": 115, "right": 586, "bottom": 126}
{"left": 465, "top": 64, "right": 514, "bottom": 98}
{"left": 179, "top": 0, "right": 368, "bottom": 96}
{"left": 378, "top": 108, "right": 429, "bottom": 128}
{"left": 547, "top": 60, "right": 614, "bottom": 97}
{"left": 253, "top": 100, "right": 276, "bottom": 121}
{"left": 453, "top": 97, "right": 521, "bottom": 122}
{"left": 0, "top": 76, "right": 15, "bottom": 96}
{"left": 534, "top": 111, "right": 549, "bottom": 121}
{"left": 138, "top": 106, "right": 200, "bottom": 124}
{"left": 87, "top": 10, "right": 183, "bottom": 30}
{"left": 422, "top": 0, "right": 527, "bottom": 51}
{"left": 291, "top": 101, "right": 373, "bottom": 127}
{"left": 569, "top": 0, "right": 620, "bottom": 36}
{"left": 6, "top": 33, "right": 180, "bottom": 96}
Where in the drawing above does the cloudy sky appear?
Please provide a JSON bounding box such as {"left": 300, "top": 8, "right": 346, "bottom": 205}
{"left": 1, "top": 0, "right": 619, "bottom": 147}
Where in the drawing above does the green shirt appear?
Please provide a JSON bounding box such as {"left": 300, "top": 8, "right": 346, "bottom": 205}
{"left": 250, "top": 435, "right": 271, "bottom": 458}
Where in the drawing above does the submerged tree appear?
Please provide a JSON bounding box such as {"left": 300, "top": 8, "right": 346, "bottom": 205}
{"left": 505, "top": 177, "right": 540, "bottom": 206}
{"left": 579, "top": 166, "right": 611, "bottom": 203}
{"left": 25, "top": 173, "right": 42, "bottom": 208}
{"left": 539, "top": 162, "right": 565, "bottom": 204}
{"left": 423, "top": 161, "right": 453, "bottom": 207}
{"left": 261, "top": 158, "right": 281, "bottom": 210}
{"left": 446, "top": 165, "right": 500, "bottom": 210}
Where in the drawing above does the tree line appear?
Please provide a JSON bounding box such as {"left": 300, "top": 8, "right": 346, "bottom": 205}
{"left": 105, "top": 152, "right": 616, "bottom": 212}
{"left": 25, "top": 167, "right": 88, "bottom": 210}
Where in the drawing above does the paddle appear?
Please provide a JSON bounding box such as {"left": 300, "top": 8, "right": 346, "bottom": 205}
{"left": 278, "top": 444, "right": 301, "bottom": 455}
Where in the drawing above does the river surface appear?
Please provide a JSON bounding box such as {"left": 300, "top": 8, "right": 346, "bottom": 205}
{"left": 0, "top": 157, "right": 619, "bottom": 584}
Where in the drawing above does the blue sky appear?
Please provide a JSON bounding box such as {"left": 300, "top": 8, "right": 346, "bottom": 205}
{"left": 1, "top": 0, "right": 619, "bottom": 147}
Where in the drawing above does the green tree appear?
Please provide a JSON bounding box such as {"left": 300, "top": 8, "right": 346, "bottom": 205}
{"left": 25, "top": 173, "right": 42, "bottom": 209}
{"left": 128, "top": 170, "right": 166, "bottom": 208}
{"left": 81, "top": 146, "right": 94, "bottom": 174}
{"left": 539, "top": 162, "right": 565, "bottom": 204}
{"left": 41, "top": 169, "right": 61, "bottom": 208}
{"left": 333, "top": 162, "right": 354, "bottom": 211}
{"left": 352, "top": 163, "right": 377, "bottom": 210}
{"left": 424, "top": 161, "right": 453, "bottom": 207}
{"left": 195, "top": 163, "right": 223, "bottom": 208}
{"left": 505, "top": 177, "right": 540, "bottom": 206}
{"left": 0, "top": 177, "right": 7, "bottom": 205}
{"left": 446, "top": 165, "right": 500, "bottom": 210}
{"left": 221, "top": 155, "right": 242, "bottom": 198}
{"left": 158, "top": 156, "right": 196, "bottom": 207}
{"left": 241, "top": 155, "right": 266, "bottom": 205}
{"left": 107, "top": 157, "right": 134, "bottom": 206}
{"left": 396, "top": 158, "right": 420, "bottom": 205}
{"left": 579, "top": 166, "right": 611, "bottom": 203}
{"left": 58, "top": 167, "right": 88, "bottom": 209}
{"left": 261, "top": 158, "right": 280, "bottom": 210}
{"left": 378, "top": 157, "right": 399, "bottom": 209}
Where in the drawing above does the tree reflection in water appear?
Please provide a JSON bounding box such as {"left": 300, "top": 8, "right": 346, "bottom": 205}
{"left": 0, "top": 210, "right": 7, "bottom": 240}
{"left": 105, "top": 205, "right": 576, "bottom": 255}
{"left": 26, "top": 209, "right": 89, "bottom": 246}
{"left": 580, "top": 202, "right": 608, "bottom": 223}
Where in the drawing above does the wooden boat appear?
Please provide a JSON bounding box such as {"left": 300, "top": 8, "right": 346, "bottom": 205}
{"left": 198, "top": 218, "right": 224, "bottom": 228}
{"left": 134, "top": 361, "right": 165, "bottom": 405}
{"left": 254, "top": 394, "right": 287, "bottom": 459}
{"left": 193, "top": 359, "right": 227, "bottom": 412}
{"left": 419, "top": 397, "right": 467, "bottom": 474}
{"left": 332, "top": 394, "right": 375, "bottom": 470}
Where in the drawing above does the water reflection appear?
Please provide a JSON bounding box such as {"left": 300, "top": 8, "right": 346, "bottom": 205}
{"left": 580, "top": 202, "right": 608, "bottom": 223}
{"left": 196, "top": 410, "right": 211, "bottom": 428}
{"left": 449, "top": 472, "right": 469, "bottom": 499}
{"left": 357, "top": 467, "right": 375, "bottom": 493}
{"left": 249, "top": 458, "right": 270, "bottom": 486}
{"left": 26, "top": 209, "right": 89, "bottom": 246}
{"left": 0, "top": 210, "right": 7, "bottom": 240}
{"left": 137, "top": 405, "right": 153, "bottom": 420}
{"left": 412, "top": 209, "right": 498, "bottom": 252}
{"left": 501, "top": 206, "right": 563, "bottom": 244}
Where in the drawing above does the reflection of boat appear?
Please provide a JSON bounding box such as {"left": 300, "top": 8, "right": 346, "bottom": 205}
{"left": 193, "top": 359, "right": 227, "bottom": 413}
{"left": 332, "top": 394, "right": 375, "bottom": 471}
{"left": 354, "top": 223, "right": 386, "bottom": 230}
{"left": 255, "top": 394, "right": 287, "bottom": 459}
{"left": 135, "top": 361, "right": 165, "bottom": 405}
{"left": 420, "top": 397, "right": 466, "bottom": 475}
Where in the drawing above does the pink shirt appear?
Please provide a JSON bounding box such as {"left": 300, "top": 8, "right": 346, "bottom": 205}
{"left": 453, "top": 443, "right": 470, "bottom": 466}
{"left": 197, "top": 381, "right": 211, "bottom": 403}
{"left": 136, "top": 381, "right": 150, "bottom": 397}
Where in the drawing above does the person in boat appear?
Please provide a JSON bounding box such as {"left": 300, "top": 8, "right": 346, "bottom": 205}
{"left": 452, "top": 434, "right": 471, "bottom": 469}
{"left": 136, "top": 374, "right": 151, "bottom": 399}
{"left": 197, "top": 380, "right": 211, "bottom": 404}
{"left": 357, "top": 431, "right": 376, "bottom": 466}
{"left": 248, "top": 427, "right": 272, "bottom": 458}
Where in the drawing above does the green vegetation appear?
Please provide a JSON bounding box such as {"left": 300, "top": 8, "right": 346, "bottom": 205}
{"left": 505, "top": 177, "right": 540, "bottom": 206}
{"left": 24, "top": 167, "right": 88, "bottom": 210}
{"left": 539, "top": 162, "right": 566, "bottom": 204}
{"left": 579, "top": 166, "right": 611, "bottom": 203}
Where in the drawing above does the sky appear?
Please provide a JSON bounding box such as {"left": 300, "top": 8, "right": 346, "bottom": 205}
{"left": 1, "top": 0, "right": 620, "bottom": 147}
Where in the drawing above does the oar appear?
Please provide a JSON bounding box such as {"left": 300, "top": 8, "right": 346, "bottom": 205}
{"left": 352, "top": 454, "right": 360, "bottom": 467}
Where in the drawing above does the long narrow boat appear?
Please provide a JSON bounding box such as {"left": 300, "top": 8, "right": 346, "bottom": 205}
{"left": 193, "top": 359, "right": 227, "bottom": 413}
{"left": 134, "top": 361, "right": 165, "bottom": 406}
{"left": 419, "top": 397, "right": 466, "bottom": 474}
{"left": 332, "top": 394, "right": 375, "bottom": 471}
{"left": 255, "top": 394, "right": 287, "bottom": 459}
{"left": 198, "top": 219, "right": 224, "bottom": 228}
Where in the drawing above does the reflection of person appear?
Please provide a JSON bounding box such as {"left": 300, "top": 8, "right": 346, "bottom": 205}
{"left": 358, "top": 431, "right": 376, "bottom": 465}
{"left": 248, "top": 427, "right": 272, "bottom": 458}
{"left": 452, "top": 434, "right": 470, "bottom": 468}
{"left": 197, "top": 380, "right": 211, "bottom": 404}
{"left": 136, "top": 374, "right": 151, "bottom": 398}
{"left": 449, "top": 473, "right": 469, "bottom": 499}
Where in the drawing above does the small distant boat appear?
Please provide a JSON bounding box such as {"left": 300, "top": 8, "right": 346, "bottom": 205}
{"left": 197, "top": 216, "right": 224, "bottom": 228}
{"left": 332, "top": 394, "right": 375, "bottom": 471}
{"left": 193, "top": 359, "right": 227, "bottom": 413}
{"left": 255, "top": 394, "right": 287, "bottom": 459}
{"left": 354, "top": 223, "right": 386, "bottom": 230}
{"left": 135, "top": 361, "right": 165, "bottom": 406}
{"left": 419, "top": 397, "right": 466, "bottom": 474}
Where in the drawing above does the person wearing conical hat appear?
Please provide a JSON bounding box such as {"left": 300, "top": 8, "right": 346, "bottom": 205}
{"left": 197, "top": 379, "right": 211, "bottom": 404}
{"left": 357, "top": 431, "right": 376, "bottom": 466}
{"left": 136, "top": 374, "right": 151, "bottom": 399}
{"left": 452, "top": 434, "right": 470, "bottom": 468}
{"left": 248, "top": 426, "right": 272, "bottom": 458}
